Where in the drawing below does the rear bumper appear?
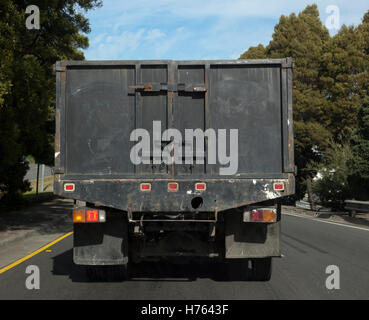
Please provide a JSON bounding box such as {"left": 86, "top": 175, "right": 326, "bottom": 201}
{"left": 55, "top": 175, "right": 294, "bottom": 213}
{"left": 73, "top": 210, "right": 281, "bottom": 265}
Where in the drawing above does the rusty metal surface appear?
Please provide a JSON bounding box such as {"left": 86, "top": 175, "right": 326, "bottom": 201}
{"left": 55, "top": 175, "right": 294, "bottom": 213}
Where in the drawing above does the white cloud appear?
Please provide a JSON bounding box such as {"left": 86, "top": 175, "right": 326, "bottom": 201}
{"left": 84, "top": 0, "right": 369, "bottom": 60}
{"left": 88, "top": 29, "right": 146, "bottom": 60}
{"left": 90, "top": 0, "right": 368, "bottom": 23}
{"left": 144, "top": 29, "right": 166, "bottom": 41}
{"left": 86, "top": 27, "right": 190, "bottom": 60}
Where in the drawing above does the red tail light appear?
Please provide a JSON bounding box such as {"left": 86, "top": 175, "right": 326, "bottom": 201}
{"left": 250, "top": 209, "right": 264, "bottom": 221}
{"left": 73, "top": 208, "right": 105, "bottom": 223}
{"left": 86, "top": 209, "right": 99, "bottom": 222}
{"left": 168, "top": 182, "right": 179, "bottom": 191}
{"left": 195, "top": 183, "right": 206, "bottom": 191}
{"left": 140, "top": 183, "right": 151, "bottom": 191}
{"left": 244, "top": 209, "right": 277, "bottom": 223}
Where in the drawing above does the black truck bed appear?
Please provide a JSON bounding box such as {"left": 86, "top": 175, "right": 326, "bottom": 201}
{"left": 54, "top": 59, "right": 295, "bottom": 212}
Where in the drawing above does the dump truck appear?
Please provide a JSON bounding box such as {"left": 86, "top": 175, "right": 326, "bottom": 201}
{"left": 54, "top": 58, "right": 295, "bottom": 281}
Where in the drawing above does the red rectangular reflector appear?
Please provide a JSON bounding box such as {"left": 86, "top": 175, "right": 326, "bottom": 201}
{"left": 273, "top": 182, "right": 285, "bottom": 191}
{"left": 248, "top": 209, "right": 277, "bottom": 223}
{"left": 64, "top": 183, "right": 75, "bottom": 192}
{"left": 195, "top": 183, "right": 206, "bottom": 191}
{"left": 86, "top": 209, "right": 99, "bottom": 222}
{"left": 140, "top": 183, "right": 151, "bottom": 191}
{"left": 168, "top": 183, "right": 178, "bottom": 191}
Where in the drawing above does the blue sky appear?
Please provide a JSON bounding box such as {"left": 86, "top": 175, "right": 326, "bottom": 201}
{"left": 83, "top": 0, "right": 369, "bottom": 60}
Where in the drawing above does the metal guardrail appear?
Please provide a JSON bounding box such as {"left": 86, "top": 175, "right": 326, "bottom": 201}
{"left": 296, "top": 200, "right": 325, "bottom": 211}
{"left": 344, "top": 200, "right": 369, "bottom": 218}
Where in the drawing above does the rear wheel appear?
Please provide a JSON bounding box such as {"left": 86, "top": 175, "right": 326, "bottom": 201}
{"left": 251, "top": 257, "right": 272, "bottom": 281}
{"left": 226, "top": 259, "right": 249, "bottom": 281}
{"left": 86, "top": 264, "right": 129, "bottom": 282}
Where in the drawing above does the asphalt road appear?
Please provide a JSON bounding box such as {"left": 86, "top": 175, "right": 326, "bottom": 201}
{"left": 0, "top": 214, "right": 368, "bottom": 300}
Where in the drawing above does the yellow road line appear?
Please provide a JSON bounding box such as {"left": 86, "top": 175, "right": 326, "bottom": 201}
{"left": 0, "top": 232, "right": 73, "bottom": 275}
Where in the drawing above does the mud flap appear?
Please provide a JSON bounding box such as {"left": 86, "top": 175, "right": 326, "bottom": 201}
{"left": 225, "top": 211, "right": 280, "bottom": 258}
{"left": 73, "top": 212, "right": 129, "bottom": 265}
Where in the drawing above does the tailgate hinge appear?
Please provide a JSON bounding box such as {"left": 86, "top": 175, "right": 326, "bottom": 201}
{"left": 52, "top": 64, "right": 66, "bottom": 75}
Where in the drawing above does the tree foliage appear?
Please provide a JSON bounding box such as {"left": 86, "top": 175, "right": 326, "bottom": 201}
{"left": 348, "top": 96, "right": 369, "bottom": 200}
{"left": 240, "top": 5, "right": 369, "bottom": 201}
{"left": 239, "top": 44, "right": 266, "bottom": 59}
{"left": 312, "top": 141, "right": 353, "bottom": 207}
{"left": 0, "top": 0, "right": 102, "bottom": 203}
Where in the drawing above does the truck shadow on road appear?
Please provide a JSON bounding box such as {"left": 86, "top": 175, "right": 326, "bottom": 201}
{"left": 52, "top": 249, "right": 254, "bottom": 282}
{"left": 0, "top": 198, "right": 73, "bottom": 234}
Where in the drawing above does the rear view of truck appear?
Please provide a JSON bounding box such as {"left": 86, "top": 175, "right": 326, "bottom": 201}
{"left": 54, "top": 58, "right": 295, "bottom": 281}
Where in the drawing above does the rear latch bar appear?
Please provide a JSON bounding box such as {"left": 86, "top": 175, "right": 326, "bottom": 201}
{"left": 128, "top": 83, "right": 207, "bottom": 93}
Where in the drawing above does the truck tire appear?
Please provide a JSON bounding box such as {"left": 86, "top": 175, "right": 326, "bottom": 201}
{"left": 226, "top": 259, "right": 249, "bottom": 281}
{"left": 251, "top": 257, "right": 272, "bottom": 281}
{"left": 86, "top": 264, "right": 129, "bottom": 282}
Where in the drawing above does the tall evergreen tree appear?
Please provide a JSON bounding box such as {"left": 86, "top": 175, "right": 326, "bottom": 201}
{"left": 358, "top": 11, "right": 369, "bottom": 95}
{"left": 320, "top": 22, "right": 368, "bottom": 141}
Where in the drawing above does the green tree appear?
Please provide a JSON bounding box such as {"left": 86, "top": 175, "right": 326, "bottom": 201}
{"left": 0, "top": 0, "right": 102, "bottom": 203}
{"left": 312, "top": 141, "right": 353, "bottom": 208}
{"left": 348, "top": 96, "right": 369, "bottom": 200}
{"left": 357, "top": 11, "right": 369, "bottom": 96}
{"left": 239, "top": 44, "right": 266, "bottom": 59}
{"left": 320, "top": 23, "right": 369, "bottom": 141}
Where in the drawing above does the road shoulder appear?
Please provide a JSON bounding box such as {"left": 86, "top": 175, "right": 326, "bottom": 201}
{"left": 282, "top": 205, "right": 369, "bottom": 230}
{"left": 0, "top": 197, "right": 73, "bottom": 270}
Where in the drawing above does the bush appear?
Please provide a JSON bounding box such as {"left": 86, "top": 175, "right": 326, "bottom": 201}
{"left": 312, "top": 141, "right": 353, "bottom": 209}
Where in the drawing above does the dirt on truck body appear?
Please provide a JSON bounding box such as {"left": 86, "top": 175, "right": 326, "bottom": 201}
{"left": 54, "top": 58, "right": 295, "bottom": 281}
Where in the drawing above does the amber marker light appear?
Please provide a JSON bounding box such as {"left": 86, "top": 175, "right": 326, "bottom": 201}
{"left": 73, "top": 209, "right": 85, "bottom": 223}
